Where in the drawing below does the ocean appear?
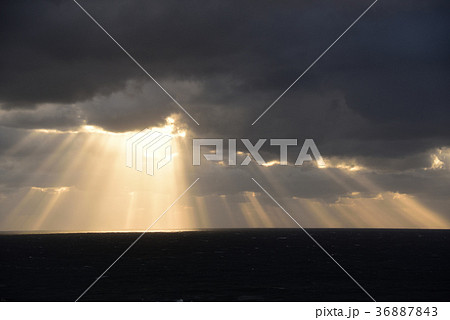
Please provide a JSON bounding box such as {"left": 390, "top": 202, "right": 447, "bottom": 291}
{"left": 0, "top": 229, "right": 449, "bottom": 301}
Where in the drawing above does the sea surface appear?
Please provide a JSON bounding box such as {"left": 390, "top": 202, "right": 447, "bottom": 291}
{"left": 0, "top": 229, "right": 449, "bottom": 301}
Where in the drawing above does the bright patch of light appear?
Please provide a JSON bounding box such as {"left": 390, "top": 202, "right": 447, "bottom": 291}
{"left": 31, "top": 186, "right": 71, "bottom": 194}
{"left": 262, "top": 160, "right": 280, "bottom": 167}
{"left": 430, "top": 154, "right": 444, "bottom": 170}
{"left": 150, "top": 116, "right": 186, "bottom": 138}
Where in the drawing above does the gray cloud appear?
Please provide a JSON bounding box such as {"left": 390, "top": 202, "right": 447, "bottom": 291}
{"left": 0, "top": 0, "right": 449, "bottom": 218}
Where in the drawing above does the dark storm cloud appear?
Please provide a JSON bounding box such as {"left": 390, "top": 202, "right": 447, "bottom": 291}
{"left": 0, "top": 0, "right": 138, "bottom": 107}
{"left": 0, "top": 0, "right": 449, "bottom": 169}
{"left": 0, "top": 104, "right": 82, "bottom": 130}
{"left": 188, "top": 159, "right": 450, "bottom": 202}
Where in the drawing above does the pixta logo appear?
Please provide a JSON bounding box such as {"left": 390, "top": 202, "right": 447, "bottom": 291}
{"left": 193, "top": 138, "right": 325, "bottom": 167}
{"left": 126, "top": 129, "right": 173, "bottom": 175}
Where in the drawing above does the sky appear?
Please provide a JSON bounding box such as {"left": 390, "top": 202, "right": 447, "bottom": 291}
{"left": 0, "top": 0, "right": 449, "bottom": 231}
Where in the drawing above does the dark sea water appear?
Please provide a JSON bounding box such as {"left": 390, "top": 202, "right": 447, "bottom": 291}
{"left": 0, "top": 229, "right": 449, "bottom": 301}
